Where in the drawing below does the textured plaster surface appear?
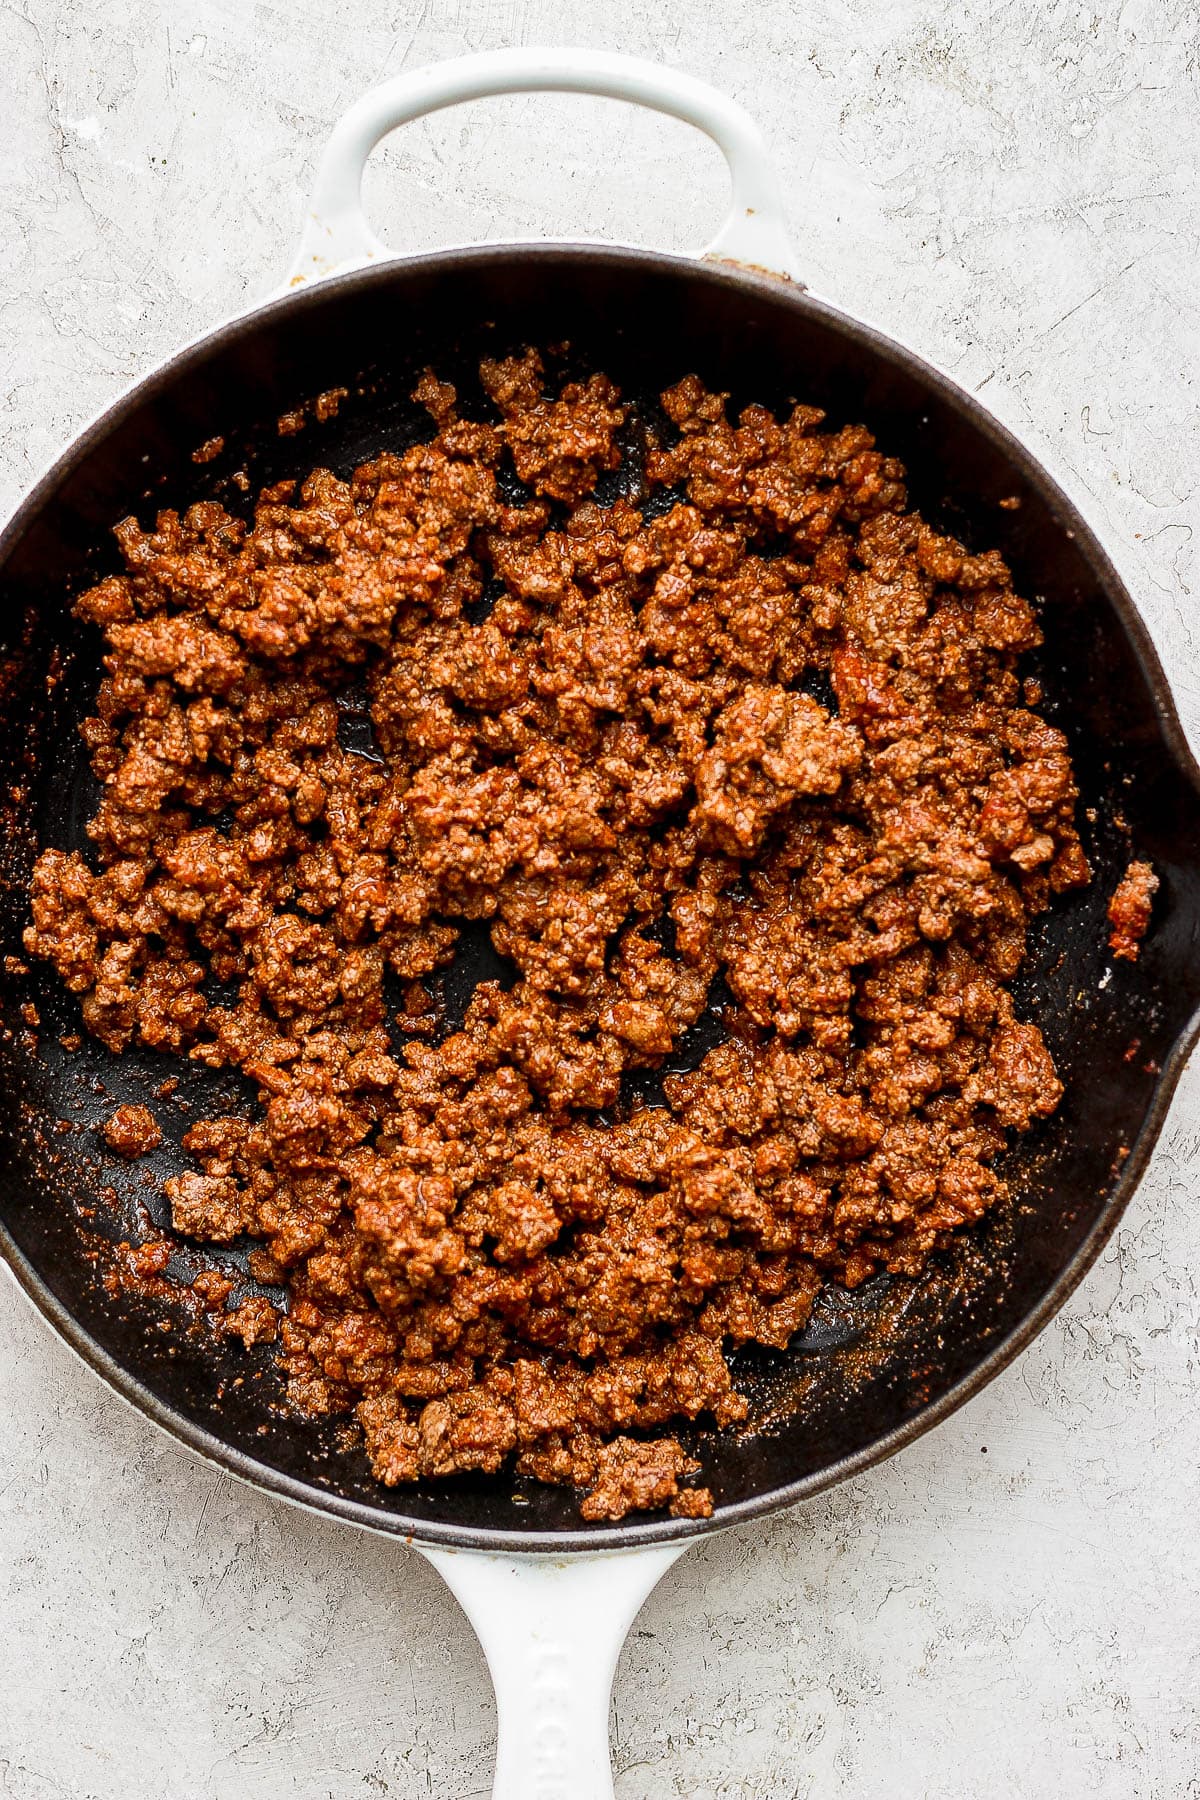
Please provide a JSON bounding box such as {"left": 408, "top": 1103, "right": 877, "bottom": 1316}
{"left": 2, "top": 2, "right": 1199, "bottom": 1796}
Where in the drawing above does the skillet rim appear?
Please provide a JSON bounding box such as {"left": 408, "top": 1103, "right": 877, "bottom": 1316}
{"left": 2, "top": 241, "right": 1197, "bottom": 1553}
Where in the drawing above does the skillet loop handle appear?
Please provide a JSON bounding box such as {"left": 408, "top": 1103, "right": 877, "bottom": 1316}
{"left": 287, "top": 48, "right": 800, "bottom": 287}
{"left": 418, "top": 1542, "right": 689, "bottom": 1800}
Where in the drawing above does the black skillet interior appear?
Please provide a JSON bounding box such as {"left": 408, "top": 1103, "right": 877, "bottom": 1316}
{"left": 1, "top": 248, "right": 1198, "bottom": 1550}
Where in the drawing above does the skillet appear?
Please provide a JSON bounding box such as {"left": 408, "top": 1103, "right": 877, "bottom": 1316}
{"left": 2, "top": 50, "right": 1199, "bottom": 1798}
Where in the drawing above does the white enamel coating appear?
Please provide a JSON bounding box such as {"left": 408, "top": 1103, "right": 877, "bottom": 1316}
{"left": 420, "top": 1543, "right": 690, "bottom": 1800}
{"left": 282, "top": 58, "right": 794, "bottom": 1794}
{"left": 280, "top": 51, "right": 792, "bottom": 1799}
{"left": 285, "top": 47, "right": 800, "bottom": 287}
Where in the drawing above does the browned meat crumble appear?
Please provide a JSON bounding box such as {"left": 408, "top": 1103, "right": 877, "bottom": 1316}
{"left": 102, "top": 1102, "right": 162, "bottom": 1159}
{"left": 1107, "top": 860, "right": 1158, "bottom": 962}
{"left": 25, "top": 352, "right": 1092, "bottom": 1522}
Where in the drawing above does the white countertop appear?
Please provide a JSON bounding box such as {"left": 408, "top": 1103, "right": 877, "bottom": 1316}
{"left": 2, "top": 3, "right": 1198, "bottom": 1795}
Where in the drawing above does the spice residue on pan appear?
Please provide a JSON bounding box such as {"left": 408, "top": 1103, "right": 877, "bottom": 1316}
{"left": 26, "top": 352, "right": 1095, "bottom": 1521}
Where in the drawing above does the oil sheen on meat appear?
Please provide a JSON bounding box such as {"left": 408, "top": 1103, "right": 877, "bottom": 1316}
{"left": 25, "top": 354, "right": 1091, "bottom": 1520}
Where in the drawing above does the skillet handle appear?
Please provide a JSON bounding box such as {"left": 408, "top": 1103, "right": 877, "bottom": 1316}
{"left": 285, "top": 48, "right": 799, "bottom": 287}
{"left": 417, "top": 1541, "right": 690, "bottom": 1799}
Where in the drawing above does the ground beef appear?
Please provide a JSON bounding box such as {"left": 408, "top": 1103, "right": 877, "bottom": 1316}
{"left": 101, "top": 1102, "right": 162, "bottom": 1158}
{"left": 25, "top": 351, "right": 1094, "bottom": 1521}
{"left": 1108, "top": 859, "right": 1158, "bottom": 961}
